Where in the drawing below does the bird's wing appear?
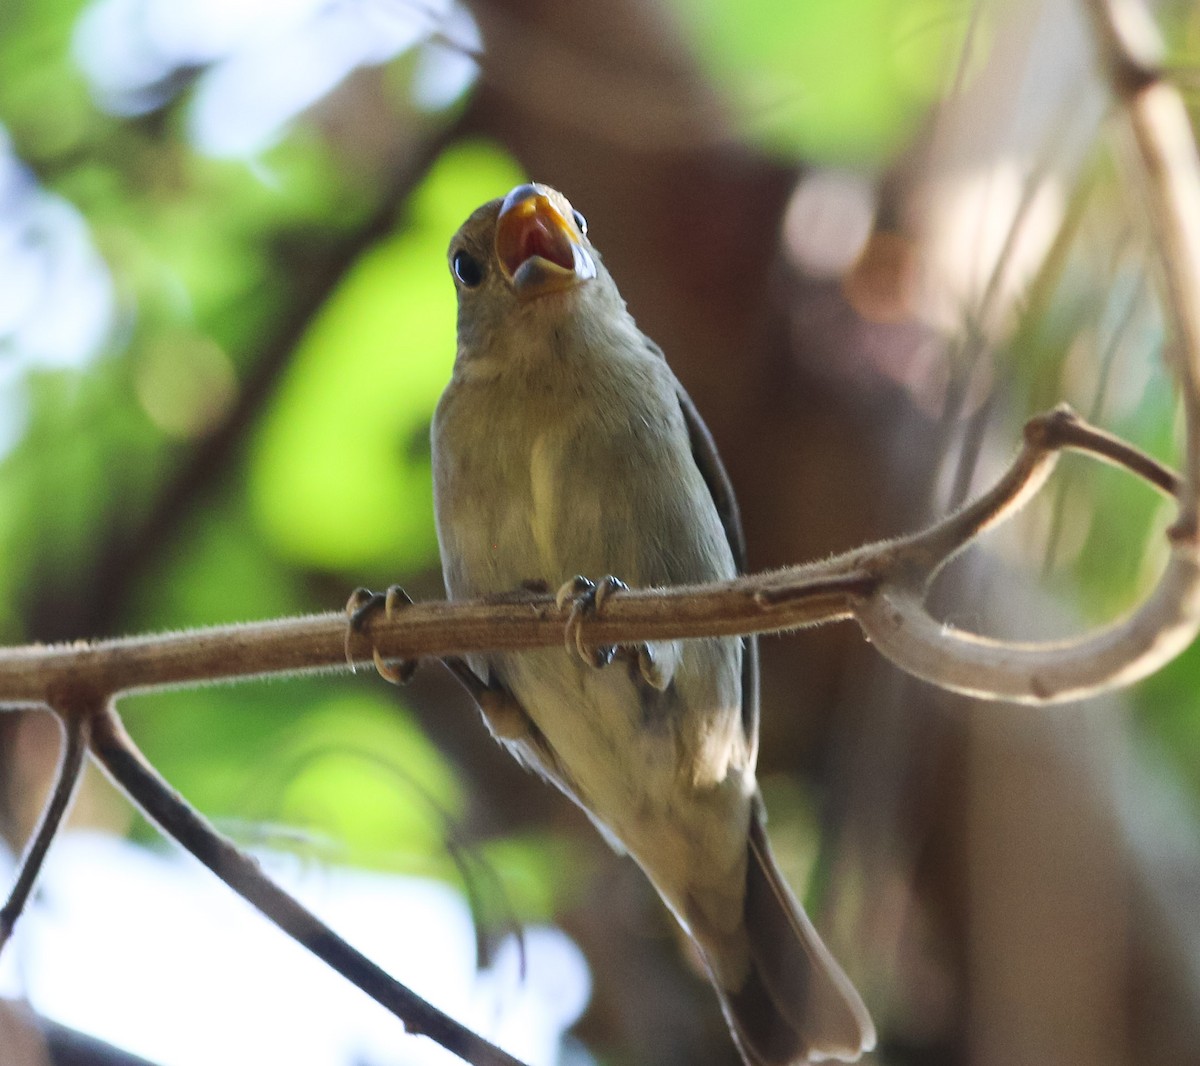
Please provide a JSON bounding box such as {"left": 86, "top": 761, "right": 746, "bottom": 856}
{"left": 670, "top": 362, "right": 761, "bottom": 757}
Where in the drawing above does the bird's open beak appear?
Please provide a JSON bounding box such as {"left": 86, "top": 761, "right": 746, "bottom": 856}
{"left": 495, "top": 183, "right": 596, "bottom": 300}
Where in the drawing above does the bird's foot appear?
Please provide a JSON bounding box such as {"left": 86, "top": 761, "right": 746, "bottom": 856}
{"left": 345, "top": 585, "right": 418, "bottom": 685}
{"left": 554, "top": 575, "right": 666, "bottom": 688}
{"left": 556, "top": 574, "right": 622, "bottom": 667}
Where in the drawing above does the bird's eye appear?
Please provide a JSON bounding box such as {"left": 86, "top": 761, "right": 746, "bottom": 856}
{"left": 572, "top": 209, "right": 588, "bottom": 236}
{"left": 452, "top": 250, "right": 484, "bottom": 287}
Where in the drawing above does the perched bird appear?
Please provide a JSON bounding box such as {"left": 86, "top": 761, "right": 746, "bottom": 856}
{"left": 430, "top": 183, "right": 874, "bottom": 1064}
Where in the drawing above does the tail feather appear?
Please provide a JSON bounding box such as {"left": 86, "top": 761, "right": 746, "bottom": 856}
{"left": 713, "top": 813, "right": 875, "bottom": 1065}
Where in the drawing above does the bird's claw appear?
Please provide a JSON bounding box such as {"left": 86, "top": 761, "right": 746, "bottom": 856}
{"left": 634, "top": 643, "right": 669, "bottom": 691}
{"left": 554, "top": 574, "right": 636, "bottom": 670}
{"left": 344, "top": 585, "right": 418, "bottom": 685}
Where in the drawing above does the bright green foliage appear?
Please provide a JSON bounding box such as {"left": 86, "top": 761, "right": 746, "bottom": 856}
{"left": 125, "top": 496, "right": 308, "bottom": 630}
{"left": 245, "top": 693, "right": 467, "bottom": 866}
{"left": 249, "top": 142, "right": 524, "bottom": 572}
{"left": 123, "top": 684, "right": 466, "bottom": 872}
{"left": 667, "top": 0, "right": 975, "bottom": 161}
{"left": 479, "top": 833, "right": 594, "bottom": 923}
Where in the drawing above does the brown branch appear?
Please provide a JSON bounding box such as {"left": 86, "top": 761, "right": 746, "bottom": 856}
{"left": 877, "top": 0, "right": 1200, "bottom": 698}
{"left": 0, "top": 408, "right": 1186, "bottom": 712}
{"left": 0, "top": 570, "right": 870, "bottom": 703}
{"left": 86, "top": 700, "right": 529, "bottom": 1066}
{"left": 0, "top": 711, "right": 87, "bottom": 953}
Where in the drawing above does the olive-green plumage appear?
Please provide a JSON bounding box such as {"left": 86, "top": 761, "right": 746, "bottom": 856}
{"left": 432, "top": 185, "right": 874, "bottom": 1064}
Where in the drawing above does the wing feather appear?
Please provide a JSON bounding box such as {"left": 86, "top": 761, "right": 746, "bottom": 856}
{"left": 668, "top": 358, "right": 760, "bottom": 758}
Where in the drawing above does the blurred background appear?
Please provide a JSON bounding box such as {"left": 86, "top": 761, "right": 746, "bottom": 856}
{"left": 2, "top": 0, "right": 1200, "bottom": 1063}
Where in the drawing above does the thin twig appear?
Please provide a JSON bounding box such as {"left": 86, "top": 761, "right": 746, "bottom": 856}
{"left": 1043, "top": 404, "right": 1180, "bottom": 497}
{"left": 87, "top": 701, "right": 529, "bottom": 1066}
{"left": 0, "top": 713, "right": 88, "bottom": 953}
{"left": 1082, "top": 0, "right": 1200, "bottom": 523}
{"left": 912, "top": 404, "right": 1182, "bottom": 581}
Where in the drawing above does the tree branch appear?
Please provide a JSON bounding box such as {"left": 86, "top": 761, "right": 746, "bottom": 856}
{"left": 0, "top": 712, "right": 87, "bottom": 952}
{"left": 0, "top": 401, "right": 1188, "bottom": 1065}
{"left": 87, "top": 700, "right": 528, "bottom": 1066}
{"left": 0, "top": 409, "right": 1184, "bottom": 712}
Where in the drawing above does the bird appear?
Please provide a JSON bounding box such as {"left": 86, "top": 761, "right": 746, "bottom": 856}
{"left": 426, "top": 182, "right": 875, "bottom": 1065}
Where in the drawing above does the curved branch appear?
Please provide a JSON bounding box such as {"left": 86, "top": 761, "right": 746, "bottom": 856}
{"left": 856, "top": 552, "right": 1200, "bottom": 703}
{"left": 851, "top": 0, "right": 1200, "bottom": 703}
{"left": 0, "top": 409, "right": 1187, "bottom": 712}
{"left": 887, "top": 406, "right": 1180, "bottom": 584}
{"left": 851, "top": 403, "right": 1200, "bottom": 703}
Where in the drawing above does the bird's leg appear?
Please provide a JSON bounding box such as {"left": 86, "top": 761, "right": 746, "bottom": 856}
{"left": 442, "top": 657, "right": 536, "bottom": 742}
{"left": 344, "top": 585, "right": 418, "bottom": 685}
{"left": 554, "top": 575, "right": 670, "bottom": 690}
{"left": 346, "top": 587, "right": 538, "bottom": 740}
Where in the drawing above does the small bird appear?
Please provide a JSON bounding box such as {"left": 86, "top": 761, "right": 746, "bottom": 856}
{"left": 430, "top": 183, "right": 874, "bottom": 1065}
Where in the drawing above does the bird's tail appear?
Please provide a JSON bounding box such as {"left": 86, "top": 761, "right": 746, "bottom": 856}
{"left": 709, "top": 812, "right": 876, "bottom": 1065}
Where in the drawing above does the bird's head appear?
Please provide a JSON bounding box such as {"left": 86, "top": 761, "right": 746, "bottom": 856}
{"left": 447, "top": 184, "right": 627, "bottom": 359}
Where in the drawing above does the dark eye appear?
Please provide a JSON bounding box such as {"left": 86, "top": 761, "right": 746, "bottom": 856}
{"left": 452, "top": 249, "right": 484, "bottom": 287}
{"left": 572, "top": 209, "right": 588, "bottom": 235}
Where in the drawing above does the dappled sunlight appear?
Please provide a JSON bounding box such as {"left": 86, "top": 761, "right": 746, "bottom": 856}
{"left": 73, "top": 0, "right": 479, "bottom": 156}
{"left": 0, "top": 128, "right": 114, "bottom": 375}
{"left": 0, "top": 832, "right": 592, "bottom": 1066}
